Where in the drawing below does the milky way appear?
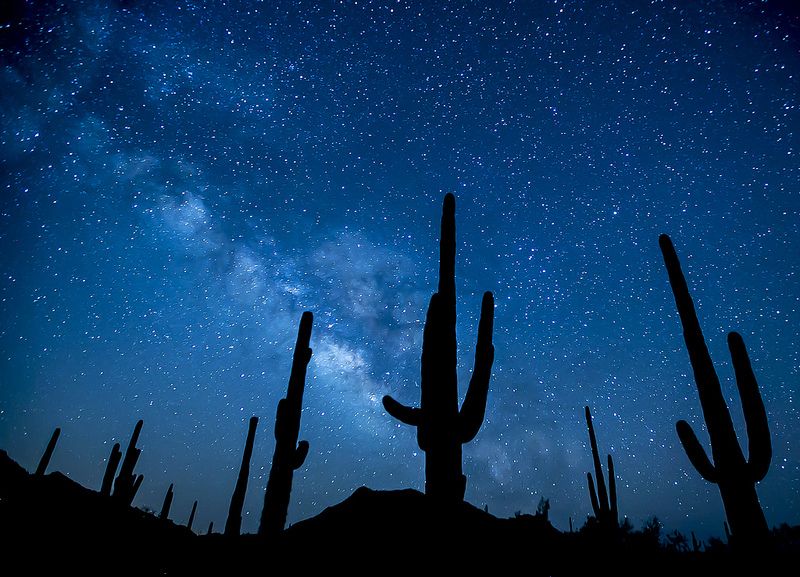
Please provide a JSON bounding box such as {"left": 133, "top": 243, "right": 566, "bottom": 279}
{"left": 1, "top": 1, "right": 798, "bottom": 538}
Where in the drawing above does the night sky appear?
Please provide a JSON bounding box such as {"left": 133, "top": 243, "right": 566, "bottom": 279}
{"left": 1, "top": 1, "right": 798, "bottom": 539}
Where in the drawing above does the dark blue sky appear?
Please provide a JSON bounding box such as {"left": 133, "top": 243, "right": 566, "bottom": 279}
{"left": 1, "top": 0, "right": 797, "bottom": 538}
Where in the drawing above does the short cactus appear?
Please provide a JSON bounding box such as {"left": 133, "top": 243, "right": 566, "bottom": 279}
{"left": 160, "top": 483, "right": 174, "bottom": 520}
{"left": 112, "top": 420, "right": 144, "bottom": 505}
{"left": 35, "top": 427, "right": 61, "bottom": 476}
{"left": 100, "top": 443, "right": 122, "bottom": 496}
{"left": 584, "top": 406, "right": 618, "bottom": 528}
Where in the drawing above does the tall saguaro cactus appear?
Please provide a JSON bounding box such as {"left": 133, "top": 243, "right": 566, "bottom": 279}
{"left": 382, "top": 193, "right": 495, "bottom": 503}
{"left": 584, "top": 406, "right": 618, "bottom": 528}
{"left": 35, "top": 427, "right": 61, "bottom": 476}
{"left": 225, "top": 416, "right": 259, "bottom": 536}
{"left": 259, "top": 312, "right": 313, "bottom": 537}
{"left": 659, "top": 234, "right": 771, "bottom": 544}
{"left": 113, "top": 420, "right": 144, "bottom": 505}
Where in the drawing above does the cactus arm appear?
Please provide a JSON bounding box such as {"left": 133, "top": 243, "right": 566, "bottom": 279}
{"left": 727, "top": 332, "right": 771, "bottom": 482}
{"left": 382, "top": 396, "right": 422, "bottom": 426}
{"left": 587, "top": 473, "right": 601, "bottom": 517}
{"left": 459, "top": 291, "right": 495, "bottom": 443}
{"left": 131, "top": 474, "right": 144, "bottom": 501}
{"left": 293, "top": 440, "right": 309, "bottom": 470}
{"left": 676, "top": 420, "right": 718, "bottom": 482}
{"left": 608, "top": 454, "right": 618, "bottom": 524}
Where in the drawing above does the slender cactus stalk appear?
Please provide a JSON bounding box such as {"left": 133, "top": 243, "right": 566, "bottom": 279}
{"left": 225, "top": 416, "right": 259, "bottom": 536}
{"left": 35, "top": 427, "right": 61, "bottom": 476}
{"left": 160, "top": 483, "right": 174, "bottom": 520}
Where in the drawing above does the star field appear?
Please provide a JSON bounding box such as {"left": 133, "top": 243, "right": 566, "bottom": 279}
{"left": 1, "top": 0, "right": 798, "bottom": 538}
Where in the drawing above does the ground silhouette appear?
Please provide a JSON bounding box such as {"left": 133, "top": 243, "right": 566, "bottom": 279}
{"left": 4, "top": 449, "right": 798, "bottom": 575}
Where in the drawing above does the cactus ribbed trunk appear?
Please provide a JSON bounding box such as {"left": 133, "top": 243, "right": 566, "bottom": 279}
{"left": 259, "top": 312, "right": 313, "bottom": 537}
{"left": 719, "top": 475, "right": 768, "bottom": 541}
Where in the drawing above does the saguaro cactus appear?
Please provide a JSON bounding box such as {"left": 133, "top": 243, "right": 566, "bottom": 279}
{"left": 160, "top": 483, "right": 174, "bottom": 520}
{"left": 259, "top": 312, "right": 313, "bottom": 536}
{"left": 382, "top": 193, "right": 495, "bottom": 502}
{"left": 35, "top": 427, "right": 61, "bottom": 476}
{"left": 100, "top": 443, "right": 122, "bottom": 496}
{"left": 225, "top": 416, "right": 259, "bottom": 536}
{"left": 659, "top": 234, "right": 771, "bottom": 544}
{"left": 187, "top": 500, "right": 198, "bottom": 531}
{"left": 584, "top": 406, "right": 618, "bottom": 528}
{"left": 113, "top": 420, "right": 144, "bottom": 505}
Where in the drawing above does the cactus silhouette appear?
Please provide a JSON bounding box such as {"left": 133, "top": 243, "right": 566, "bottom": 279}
{"left": 160, "top": 483, "right": 174, "bottom": 520}
{"left": 187, "top": 500, "right": 198, "bottom": 531}
{"left": 113, "top": 419, "right": 144, "bottom": 505}
{"left": 35, "top": 427, "right": 61, "bottom": 476}
{"left": 225, "top": 416, "right": 259, "bottom": 536}
{"left": 100, "top": 443, "right": 122, "bottom": 496}
{"left": 659, "top": 234, "right": 771, "bottom": 544}
{"left": 691, "top": 531, "right": 702, "bottom": 552}
{"left": 584, "top": 406, "right": 618, "bottom": 528}
{"left": 382, "top": 193, "right": 495, "bottom": 502}
{"left": 259, "top": 312, "right": 313, "bottom": 536}
{"left": 131, "top": 474, "right": 144, "bottom": 501}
